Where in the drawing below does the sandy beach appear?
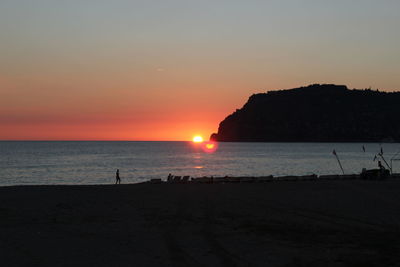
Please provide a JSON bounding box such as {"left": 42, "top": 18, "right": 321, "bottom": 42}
{"left": 1, "top": 179, "right": 400, "bottom": 267}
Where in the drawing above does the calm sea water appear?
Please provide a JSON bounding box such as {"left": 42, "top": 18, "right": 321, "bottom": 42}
{"left": 0, "top": 141, "right": 399, "bottom": 186}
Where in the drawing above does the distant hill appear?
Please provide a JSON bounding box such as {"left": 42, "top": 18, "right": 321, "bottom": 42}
{"left": 210, "top": 84, "right": 400, "bottom": 142}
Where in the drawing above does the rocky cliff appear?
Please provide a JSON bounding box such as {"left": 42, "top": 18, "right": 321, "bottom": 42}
{"left": 210, "top": 84, "right": 400, "bottom": 142}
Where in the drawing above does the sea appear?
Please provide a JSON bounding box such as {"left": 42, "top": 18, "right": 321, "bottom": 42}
{"left": 0, "top": 141, "right": 399, "bottom": 186}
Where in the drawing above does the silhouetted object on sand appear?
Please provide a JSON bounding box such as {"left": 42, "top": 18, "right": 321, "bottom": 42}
{"left": 361, "top": 168, "right": 390, "bottom": 180}
{"left": 166, "top": 175, "right": 191, "bottom": 183}
{"left": 210, "top": 84, "right": 400, "bottom": 142}
{"left": 333, "top": 149, "right": 345, "bottom": 175}
{"left": 375, "top": 150, "right": 392, "bottom": 173}
{"left": 115, "top": 169, "right": 121, "bottom": 184}
{"left": 378, "top": 161, "right": 385, "bottom": 170}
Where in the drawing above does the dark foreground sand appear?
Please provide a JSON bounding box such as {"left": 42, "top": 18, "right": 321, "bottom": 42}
{"left": 1, "top": 180, "right": 400, "bottom": 267}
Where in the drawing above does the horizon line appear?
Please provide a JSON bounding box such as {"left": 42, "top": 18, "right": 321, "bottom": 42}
{"left": 0, "top": 139, "right": 192, "bottom": 142}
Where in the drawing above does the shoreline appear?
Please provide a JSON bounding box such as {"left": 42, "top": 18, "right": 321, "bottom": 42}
{"left": 2, "top": 172, "right": 399, "bottom": 188}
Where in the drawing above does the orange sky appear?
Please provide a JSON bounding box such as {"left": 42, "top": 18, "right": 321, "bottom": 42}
{"left": 1, "top": 1, "right": 400, "bottom": 141}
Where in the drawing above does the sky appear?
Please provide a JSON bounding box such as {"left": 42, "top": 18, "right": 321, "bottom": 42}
{"left": 1, "top": 0, "right": 400, "bottom": 140}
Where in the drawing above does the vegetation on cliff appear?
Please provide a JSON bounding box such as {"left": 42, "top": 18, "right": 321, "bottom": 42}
{"left": 211, "top": 84, "right": 400, "bottom": 142}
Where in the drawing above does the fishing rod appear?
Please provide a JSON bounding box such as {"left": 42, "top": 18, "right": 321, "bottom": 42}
{"left": 373, "top": 147, "right": 392, "bottom": 173}
{"left": 332, "top": 149, "right": 345, "bottom": 175}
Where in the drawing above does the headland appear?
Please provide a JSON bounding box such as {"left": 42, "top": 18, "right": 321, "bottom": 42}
{"left": 211, "top": 84, "right": 400, "bottom": 142}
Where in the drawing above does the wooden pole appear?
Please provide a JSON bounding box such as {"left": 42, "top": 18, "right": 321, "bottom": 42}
{"left": 333, "top": 150, "right": 345, "bottom": 175}
{"left": 379, "top": 153, "right": 392, "bottom": 173}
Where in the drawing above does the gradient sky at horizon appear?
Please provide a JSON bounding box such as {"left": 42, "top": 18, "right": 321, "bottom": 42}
{"left": 1, "top": 0, "right": 400, "bottom": 140}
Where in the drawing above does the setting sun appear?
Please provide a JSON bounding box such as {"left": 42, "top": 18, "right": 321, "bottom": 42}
{"left": 193, "top": 136, "right": 204, "bottom": 143}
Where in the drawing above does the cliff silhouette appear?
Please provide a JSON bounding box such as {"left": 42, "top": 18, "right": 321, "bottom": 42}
{"left": 211, "top": 84, "right": 400, "bottom": 142}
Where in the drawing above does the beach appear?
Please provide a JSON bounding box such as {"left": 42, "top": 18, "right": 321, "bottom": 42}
{"left": 1, "top": 180, "right": 400, "bottom": 267}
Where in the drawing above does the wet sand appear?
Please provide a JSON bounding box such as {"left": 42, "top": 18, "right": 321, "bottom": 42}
{"left": 1, "top": 180, "right": 400, "bottom": 267}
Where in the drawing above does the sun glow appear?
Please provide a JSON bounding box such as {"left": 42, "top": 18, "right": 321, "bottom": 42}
{"left": 205, "top": 143, "right": 214, "bottom": 149}
{"left": 202, "top": 141, "right": 218, "bottom": 153}
{"left": 193, "top": 135, "right": 204, "bottom": 143}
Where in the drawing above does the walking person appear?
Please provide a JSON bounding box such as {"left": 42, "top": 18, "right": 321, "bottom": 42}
{"left": 115, "top": 169, "right": 121, "bottom": 184}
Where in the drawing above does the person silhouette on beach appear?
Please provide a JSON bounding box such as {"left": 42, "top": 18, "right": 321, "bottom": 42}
{"left": 378, "top": 161, "right": 385, "bottom": 170}
{"left": 167, "top": 173, "right": 172, "bottom": 182}
{"left": 115, "top": 169, "right": 121, "bottom": 184}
